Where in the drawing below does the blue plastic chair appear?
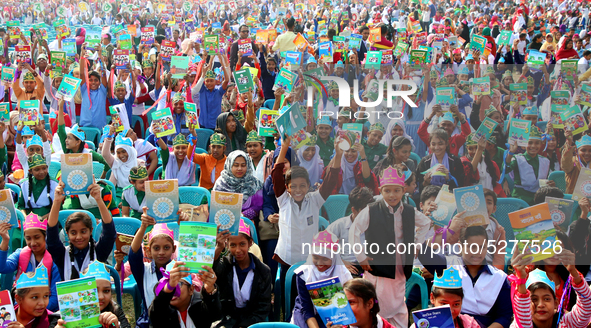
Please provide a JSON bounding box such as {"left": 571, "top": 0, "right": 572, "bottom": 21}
{"left": 195, "top": 129, "right": 214, "bottom": 150}
{"left": 93, "top": 161, "right": 106, "bottom": 179}
{"left": 285, "top": 261, "right": 305, "bottom": 322}
{"left": 274, "top": 266, "right": 282, "bottom": 320}
{"left": 6, "top": 183, "right": 20, "bottom": 204}
{"left": 194, "top": 147, "right": 208, "bottom": 154}
{"left": 241, "top": 217, "right": 259, "bottom": 245}
{"left": 405, "top": 272, "right": 429, "bottom": 309}
{"left": 264, "top": 99, "right": 275, "bottom": 110}
{"left": 49, "top": 161, "right": 61, "bottom": 180}
{"left": 408, "top": 197, "right": 416, "bottom": 208}
{"left": 58, "top": 210, "right": 97, "bottom": 245}
{"left": 106, "top": 264, "right": 123, "bottom": 306}
{"left": 410, "top": 152, "right": 421, "bottom": 165}
{"left": 495, "top": 198, "right": 530, "bottom": 265}
{"left": 251, "top": 324, "right": 299, "bottom": 328}
{"left": 318, "top": 216, "right": 329, "bottom": 231}
{"left": 131, "top": 115, "right": 145, "bottom": 139}
{"left": 93, "top": 217, "right": 142, "bottom": 241}
{"left": 548, "top": 170, "right": 566, "bottom": 193}
{"left": 85, "top": 140, "right": 96, "bottom": 151}
{"left": 168, "top": 222, "right": 180, "bottom": 240}
{"left": 154, "top": 166, "right": 163, "bottom": 180}
{"left": 321, "top": 195, "right": 350, "bottom": 224}
{"left": 178, "top": 186, "right": 211, "bottom": 205}
{"left": 80, "top": 126, "right": 102, "bottom": 145}
{"left": 536, "top": 121, "right": 548, "bottom": 131}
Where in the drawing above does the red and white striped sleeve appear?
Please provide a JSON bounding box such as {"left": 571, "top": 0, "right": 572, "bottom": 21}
{"left": 510, "top": 290, "right": 534, "bottom": 328}
{"left": 560, "top": 274, "right": 591, "bottom": 328}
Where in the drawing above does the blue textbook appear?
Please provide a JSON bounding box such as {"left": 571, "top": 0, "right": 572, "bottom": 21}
{"left": 453, "top": 185, "right": 490, "bottom": 227}
{"left": 306, "top": 277, "right": 357, "bottom": 326}
{"left": 412, "top": 305, "right": 455, "bottom": 328}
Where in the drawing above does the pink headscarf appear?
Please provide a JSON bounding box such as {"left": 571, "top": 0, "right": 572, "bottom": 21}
{"left": 181, "top": 39, "right": 194, "bottom": 56}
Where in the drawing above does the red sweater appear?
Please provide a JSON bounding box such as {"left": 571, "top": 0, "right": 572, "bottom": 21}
{"left": 418, "top": 119, "right": 471, "bottom": 156}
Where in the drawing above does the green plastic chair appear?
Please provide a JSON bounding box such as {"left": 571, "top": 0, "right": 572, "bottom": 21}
{"left": 285, "top": 261, "right": 305, "bottom": 322}
{"left": 548, "top": 171, "right": 566, "bottom": 193}
{"left": 410, "top": 152, "right": 422, "bottom": 165}
{"left": 405, "top": 272, "right": 429, "bottom": 309}
{"left": 321, "top": 195, "right": 350, "bottom": 224}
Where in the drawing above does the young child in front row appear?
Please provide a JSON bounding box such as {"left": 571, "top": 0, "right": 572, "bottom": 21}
{"left": 121, "top": 166, "right": 149, "bottom": 219}
{"left": 18, "top": 154, "right": 59, "bottom": 219}
{"left": 12, "top": 263, "right": 60, "bottom": 327}
{"left": 46, "top": 181, "right": 116, "bottom": 281}
{"left": 157, "top": 134, "right": 197, "bottom": 187}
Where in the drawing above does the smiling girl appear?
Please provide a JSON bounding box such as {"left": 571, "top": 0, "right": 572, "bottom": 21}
{"left": 416, "top": 128, "right": 464, "bottom": 194}
{"left": 297, "top": 144, "right": 324, "bottom": 188}
{"left": 18, "top": 154, "right": 57, "bottom": 219}
{"left": 11, "top": 263, "right": 59, "bottom": 328}
{"left": 101, "top": 128, "right": 138, "bottom": 199}
{"left": 563, "top": 131, "right": 591, "bottom": 195}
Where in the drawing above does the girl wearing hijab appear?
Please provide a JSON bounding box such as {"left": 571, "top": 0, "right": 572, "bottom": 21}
{"left": 381, "top": 119, "right": 416, "bottom": 152}
{"left": 296, "top": 144, "right": 324, "bottom": 188}
{"left": 374, "top": 136, "right": 417, "bottom": 176}
{"left": 216, "top": 110, "right": 255, "bottom": 155}
{"left": 320, "top": 143, "right": 380, "bottom": 195}
{"left": 482, "top": 27, "right": 498, "bottom": 57}
{"left": 556, "top": 38, "right": 580, "bottom": 61}
{"left": 540, "top": 33, "right": 557, "bottom": 53}
{"left": 291, "top": 231, "right": 353, "bottom": 328}
{"left": 213, "top": 150, "right": 264, "bottom": 221}
{"left": 102, "top": 128, "right": 138, "bottom": 200}
{"left": 529, "top": 33, "right": 545, "bottom": 51}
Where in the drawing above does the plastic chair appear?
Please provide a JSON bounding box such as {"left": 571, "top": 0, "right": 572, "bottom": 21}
{"left": 85, "top": 140, "right": 96, "bottom": 151}
{"left": 92, "top": 161, "right": 106, "bottom": 179}
{"left": 49, "top": 161, "right": 61, "bottom": 181}
{"left": 168, "top": 222, "right": 180, "bottom": 240}
{"left": 194, "top": 129, "right": 214, "bottom": 150}
{"left": 154, "top": 166, "right": 163, "bottom": 180}
{"left": 241, "top": 216, "right": 259, "bottom": 245}
{"left": 251, "top": 324, "right": 299, "bottom": 328}
{"left": 274, "top": 266, "right": 282, "bottom": 320}
{"left": 194, "top": 147, "right": 208, "bottom": 154}
{"left": 409, "top": 152, "right": 421, "bottom": 165}
{"left": 106, "top": 264, "right": 123, "bottom": 306}
{"left": 93, "top": 217, "right": 142, "bottom": 241}
{"left": 405, "top": 272, "right": 429, "bottom": 309}
{"left": 285, "top": 261, "right": 305, "bottom": 322}
{"left": 80, "top": 126, "right": 102, "bottom": 145}
{"left": 536, "top": 121, "right": 548, "bottom": 131}
{"left": 264, "top": 99, "right": 275, "bottom": 110}
{"left": 408, "top": 197, "right": 416, "bottom": 208}
{"left": 131, "top": 115, "right": 145, "bottom": 139}
{"left": 321, "top": 195, "right": 350, "bottom": 224}
{"left": 178, "top": 186, "right": 211, "bottom": 206}
{"left": 495, "top": 197, "right": 530, "bottom": 265}
{"left": 318, "top": 216, "right": 329, "bottom": 231}
{"left": 548, "top": 171, "right": 566, "bottom": 193}
{"left": 58, "top": 210, "right": 97, "bottom": 245}
{"left": 6, "top": 183, "right": 20, "bottom": 204}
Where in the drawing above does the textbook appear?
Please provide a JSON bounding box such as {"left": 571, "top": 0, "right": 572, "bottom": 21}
{"left": 109, "top": 104, "right": 128, "bottom": 132}
{"left": 409, "top": 49, "right": 428, "bottom": 69}
{"left": 160, "top": 41, "right": 176, "bottom": 62}
{"left": 381, "top": 50, "right": 393, "bottom": 66}
{"left": 238, "top": 38, "right": 253, "bottom": 56}
{"left": 275, "top": 102, "right": 307, "bottom": 140}
{"left": 431, "top": 185, "right": 456, "bottom": 228}
{"left": 53, "top": 19, "right": 70, "bottom": 38}
{"left": 333, "top": 36, "right": 347, "bottom": 52}
{"left": 272, "top": 68, "right": 298, "bottom": 95}
{"left": 61, "top": 153, "right": 93, "bottom": 196}
{"left": 0, "top": 103, "right": 9, "bottom": 123}
{"left": 473, "top": 117, "right": 498, "bottom": 144}
{"left": 436, "top": 87, "right": 456, "bottom": 113}
{"left": 116, "top": 233, "right": 133, "bottom": 254}
{"left": 342, "top": 123, "right": 363, "bottom": 145}
{"left": 306, "top": 276, "right": 357, "bottom": 326}
{"left": 118, "top": 34, "right": 132, "bottom": 50}
{"left": 209, "top": 191, "right": 243, "bottom": 235}
{"left": 393, "top": 41, "right": 409, "bottom": 57}
{"left": 233, "top": 68, "right": 255, "bottom": 94}
{"left": 365, "top": 51, "right": 382, "bottom": 70}
{"left": 348, "top": 34, "right": 362, "bottom": 50}
{"left": 412, "top": 305, "right": 455, "bottom": 328}
{"left": 151, "top": 107, "right": 176, "bottom": 138}
{"left": 178, "top": 222, "right": 217, "bottom": 273}
{"left": 508, "top": 203, "right": 556, "bottom": 262}
{"left": 561, "top": 59, "right": 578, "bottom": 81}
{"left": 510, "top": 83, "right": 527, "bottom": 106}
{"left": 146, "top": 179, "right": 179, "bottom": 224}
{"left": 527, "top": 50, "right": 546, "bottom": 70}
{"left": 15, "top": 45, "right": 31, "bottom": 64}
{"left": 127, "top": 25, "right": 137, "bottom": 37}
{"left": 85, "top": 33, "right": 100, "bottom": 51}
{"left": 258, "top": 109, "right": 279, "bottom": 137}
{"left": 63, "top": 38, "right": 76, "bottom": 56}
{"left": 472, "top": 76, "right": 490, "bottom": 96}
{"left": 453, "top": 185, "right": 489, "bottom": 227}
{"left": 56, "top": 277, "right": 101, "bottom": 328}
{"left": 498, "top": 30, "right": 513, "bottom": 46}
{"left": 284, "top": 51, "right": 303, "bottom": 68}
{"left": 256, "top": 29, "right": 269, "bottom": 44}
{"left": 580, "top": 84, "right": 591, "bottom": 107}
{"left": 1, "top": 67, "right": 14, "bottom": 83}
{"left": 318, "top": 42, "right": 333, "bottom": 62}
{"left": 293, "top": 33, "right": 309, "bottom": 52}
{"left": 56, "top": 75, "right": 82, "bottom": 102}
{"left": 508, "top": 119, "right": 531, "bottom": 147}
{"left": 184, "top": 103, "right": 199, "bottom": 129}
{"left": 369, "top": 26, "right": 381, "bottom": 42}
{"left": 550, "top": 90, "right": 570, "bottom": 105}
{"left": 561, "top": 105, "right": 588, "bottom": 135}
{"left": 170, "top": 56, "right": 189, "bottom": 79}
{"left": 572, "top": 167, "right": 591, "bottom": 201}
{"left": 470, "top": 34, "right": 487, "bottom": 54}
{"left": 0, "top": 290, "right": 16, "bottom": 326}
{"left": 204, "top": 35, "right": 219, "bottom": 55}
{"left": 0, "top": 190, "right": 16, "bottom": 228}
{"left": 7, "top": 21, "right": 20, "bottom": 39}
{"left": 140, "top": 26, "right": 155, "bottom": 44}
{"left": 550, "top": 105, "right": 567, "bottom": 130}
{"left": 546, "top": 196, "right": 575, "bottom": 232}
{"left": 113, "top": 49, "right": 130, "bottom": 70}
{"left": 19, "top": 100, "right": 40, "bottom": 126}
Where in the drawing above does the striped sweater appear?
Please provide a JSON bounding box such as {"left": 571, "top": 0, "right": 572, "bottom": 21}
{"left": 510, "top": 273, "right": 591, "bottom": 328}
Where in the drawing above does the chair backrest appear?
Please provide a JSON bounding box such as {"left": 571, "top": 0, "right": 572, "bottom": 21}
{"left": 548, "top": 170, "right": 566, "bottom": 193}
{"left": 263, "top": 99, "right": 275, "bottom": 110}
{"left": 410, "top": 152, "right": 421, "bottom": 165}
{"left": 495, "top": 198, "right": 530, "bottom": 242}
{"left": 405, "top": 272, "right": 429, "bottom": 309}
{"left": 92, "top": 162, "right": 105, "bottom": 179}
{"left": 285, "top": 261, "right": 306, "bottom": 322}
{"left": 195, "top": 129, "right": 214, "bottom": 150}
{"left": 86, "top": 141, "right": 96, "bottom": 151}
{"left": 49, "top": 161, "right": 61, "bottom": 180}
{"left": 80, "top": 127, "right": 102, "bottom": 145}
{"left": 6, "top": 183, "right": 20, "bottom": 203}
{"left": 250, "top": 324, "right": 299, "bottom": 328}
{"left": 154, "top": 166, "right": 163, "bottom": 180}
{"left": 178, "top": 186, "right": 211, "bottom": 206}
{"left": 94, "top": 217, "right": 142, "bottom": 241}
{"left": 167, "top": 222, "right": 180, "bottom": 240}
{"left": 318, "top": 216, "right": 329, "bottom": 231}
{"left": 106, "top": 264, "right": 123, "bottom": 306}
{"left": 58, "top": 210, "right": 98, "bottom": 245}
{"left": 194, "top": 147, "right": 208, "bottom": 154}
{"left": 321, "top": 194, "right": 350, "bottom": 224}
{"left": 241, "top": 217, "right": 259, "bottom": 245}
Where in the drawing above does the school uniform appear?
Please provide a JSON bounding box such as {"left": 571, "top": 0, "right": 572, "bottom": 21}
{"left": 149, "top": 286, "right": 222, "bottom": 328}
{"left": 129, "top": 247, "right": 168, "bottom": 328}
{"left": 316, "top": 136, "right": 335, "bottom": 167}
{"left": 505, "top": 153, "right": 550, "bottom": 205}
{"left": 121, "top": 185, "right": 145, "bottom": 219}
{"left": 15, "top": 141, "right": 52, "bottom": 176}
{"left": 362, "top": 139, "right": 388, "bottom": 170}
{"left": 63, "top": 181, "right": 120, "bottom": 219}
{"left": 18, "top": 178, "right": 59, "bottom": 217}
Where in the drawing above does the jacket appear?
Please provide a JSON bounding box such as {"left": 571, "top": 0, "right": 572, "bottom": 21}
{"left": 213, "top": 253, "right": 273, "bottom": 327}
{"left": 148, "top": 287, "right": 222, "bottom": 328}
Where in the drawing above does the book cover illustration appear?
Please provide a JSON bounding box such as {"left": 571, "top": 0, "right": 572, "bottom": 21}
{"left": 184, "top": 102, "right": 200, "bottom": 129}
{"left": 151, "top": 107, "right": 176, "bottom": 138}
{"left": 498, "top": 31, "right": 513, "bottom": 45}
{"left": 572, "top": 167, "right": 591, "bottom": 201}
{"left": 56, "top": 75, "right": 82, "bottom": 102}
{"left": 342, "top": 123, "right": 363, "bottom": 145}
{"left": 178, "top": 222, "right": 217, "bottom": 273}
{"left": 527, "top": 50, "right": 546, "bottom": 69}
{"left": 472, "top": 76, "right": 490, "bottom": 96}
{"left": 1, "top": 67, "right": 14, "bottom": 83}
{"left": 508, "top": 119, "right": 531, "bottom": 147}
{"left": 473, "top": 117, "right": 499, "bottom": 144}
{"left": 238, "top": 38, "right": 253, "bottom": 56}
{"left": 53, "top": 19, "right": 70, "bottom": 38}
{"left": 412, "top": 305, "right": 455, "bottom": 328}
{"left": 146, "top": 179, "right": 179, "bottom": 223}
{"left": 510, "top": 83, "right": 527, "bottom": 106}
{"left": 7, "top": 21, "right": 21, "bottom": 39}
{"left": 63, "top": 38, "right": 76, "bottom": 56}
{"left": 560, "top": 105, "right": 588, "bottom": 135}
{"left": 272, "top": 68, "right": 298, "bottom": 94}
{"left": 233, "top": 68, "right": 255, "bottom": 94}
{"left": 332, "top": 36, "right": 347, "bottom": 53}
{"left": 436, "top": 87, "right": 456, "bottom": 112}
{"left": 15, "top": 45, "right": 32, "bottom": 64}
{"left": 204, "top": 35, "right": 219, "bottom": 55}
{"left": 160, "top": 40, "right": 176, "bottom": 62}
{"left": 409, "top": 49, "right": 428, "bottom": 69}
{"left": 561, "top": 59, "right": 578, "bottom": 81}
{"left": 61, "top": 153, "right": 93, "bottom": 196}
{"left": 170, "top": 56, "right": 189, "bottom": 79}
{"left": 0, "top": 190, "right": 17, "bottom": 228}
{"left": 580, "top": 84, "right": 591, "bottom": 107}
{"left": 306, "top": 276, "right": 357, "bottom": 326}
{"left": 118, "top": 34, "right": 132, "bottom": 50}
{"left": 19, "top": 100, "right": 40, "bottom": 126}
{"left": 284, "top": 51, "right": 303, "bottom": 68}
{"left": 453, "top": 185, "right": 490, "bottom": 227}
{"left": 116, "top": 233, "right": 133, "bottom": 254}
{"left": 393, "top": 42, "right": 409, "bottom": 57}
{"left": 545, "top": 196, "right": 575, "bottom": 232}
{"left": 318, "top": 41, "right": 333, "bottom": 62}
{"left": 348, "top": 34, "right": 362, "bottom": 50}
{"left": 470, "top": 34, "right": 487, "bottom": 54}
{"left": 508, "top": 203, "right": 556, "bottom": 262}
{"left": 140, "top": 26, "right": 155, "bottom": 44}
{"left": 109, "top": 104, "right": 129, "bottom": 132}
{"left": 381, "top": 50, "right": 393, "bottom": 66}
{"left": 0, "top": 103, "right": 9, "bottom": 123}
{"left": 56, "top": 277, "right": 101, "bottom": 328}
{"left": 365, "top": 51, "right": 382, "bottom": 70}
{"left": 431, "top": 185, "right": 456, "bottom": 228}
{"left": 0, "top": 290, "right": 15, "bottom": 326}
{"left": 209, "top": 191, "right": 243, "bottom": 235}
{"left": 113, "top": 49, "right": 130, "bottom": 70}
{"left": 258, "top": 109, "right": 279, "bottom": 137}
{"left": 275, "top": 102, "right": 307, "bottom": 141}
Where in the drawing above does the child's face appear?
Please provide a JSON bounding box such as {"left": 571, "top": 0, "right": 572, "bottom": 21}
{"left": 228, "top": 234, "right": 251, "bottom": 263}
{"left": 131, "top": 178, "right": 147, "bottom": 192}
{"left": 24, "top": 229, "right": 45, "bottom": 254}
{"left": 16, "top": 286, "right": 49, "bottom": 318}
{"left": 0, "top": 176, "right": 6, "bottom": 190}
{"left": 526, "top": 139, "right": 542, "bottom": 157}
{"left": 65, "top": 134, "right": 81, "bottom": 150}
{"left": 205, "top": 78, "right": 216, "bottom": 90}
{"left": 148, "top": 236, "right": 175, "bottom": 267}
{"left": 421, "top": 196, "right": 437, "bottom": 213}
{"left": 115, "top": 87, "right": 126, "bottom": 100}
{"left": 337, "top": 116, "right": 350, "bottom": 127}
{"left": 391, "top": 125, "right": 404, "bottom": 137}
{"left": 547, "top": 137, "right": 556, "bottom": 151}
{"left": 367, "top": 130, "right": 383, "bottom": 147}
{"left": 330, "top": 89, "right": 339, "bottom": 99}
{"left": 523, "top": 115, "right": 537, "bottom": 127}
{"left": 312, "top": 254, "right": 332, "bottom": 272}
{"left": 303, "top": 146, "right": 316, "bottom": 162}
{"left": 531, "top": 287, "right": 556, "bottom": 323}
{"left": 96, "top": 279, "right": 112, "bottom": 311}
{"left": 287, "top": 177, "right": 310, "bottom": 202}
{"left": 462, "top": 235, "right": 487, "bottom": 265}
{"left": 440, "top": 120, "right": 456, "bottom": 136}
{"left": 316, "top": 125, "right": 332, "bottom": 140}
{"left": 27, "top": 145, "right": 43, "bottom": 157}
{"left": 489, "top": 112, "right": 503, "bottom": 125}
{"left": 116, "top": 148, "right": 129, "bottom": 163}
{"left": 466, "top": 145, "right": 478, "bottom": 158}
{"left": 344, "top": 148, "right": 358, "bottom": 163}
{"left": 394, "top": 144, "right": 412, "bottom": 163}
{"left": 431, "top": 292, "right": 463, "bottom": 320}
{"left": 430, "top": 137, "right": 448, "bottom": 157}
{"left": 67, "top": 221, "right": 91, "bottom": 250}
{"left": 485, "top": 195, "right": 496, "bottom": 217}
{"left": 345, "top": 290, "right": 373, "bottom": 327}
{"left": 405, "top": 176, "right": 417, "bottom": 195}
{"left": 380, "top": 185, "right": 405, "bottom": 207}
{"left": 170, "top": 282, "right": 193, "bottom": 309}
{"left": 173, "top": 144, "right": 188, "bottom": 160}
{"left": 579, "top": 146, "right": 591, "bottom": 163}
{"left": 31, "top": 165, "right": 48, "bottom": 181}
{"left": 173, "top": 101, "right": 184, "bottom": 114}
{"left": 210, "top": 145, "right": 225, "bottom": 160}
{"left": 246, "top": 142, "right": 263, "bottom": 160}
{"left": 88, "top": 76, "right": 101, "bottom": 91}
{"left": 231, "top": 156, "right": 247, "bottom": 178}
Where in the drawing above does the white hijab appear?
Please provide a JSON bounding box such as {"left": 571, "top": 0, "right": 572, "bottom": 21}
{"left": 295, "top": 244, "right": 352, "bottom": 284}
{"left": 381, "top": 119, "right": 416, "bottom": 151}
{"left": 112, "top": 143, "right": 138, "bottom": 188}
{"left": 296, "top": 145, "right": 324, "bottom": 186}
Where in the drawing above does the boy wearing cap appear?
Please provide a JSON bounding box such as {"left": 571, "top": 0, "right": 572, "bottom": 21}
{"left": 363, "top": 122, "right": 388, "bottom": 170}
{"left": 108, "top": 63, "right": 137, "bottom": 123}
{"left": 157, "top": 134, "right": 197, "bottom": 187}
{"left": 315, "top": 116, "right": 335, "bottom": 167}
{"left": 79, "top": 45, "right": 109, "bottom": 129}
{"left": 349, "top": 166, "right": 431, "bottom": 327}
{"left": 14, "top": 122, "right": 50, "bottom": 177}
{"left": 121, "top": 166, "right": 149, "bottom": 219}
{"left": 188, "top": 129, "right": 228, "bottom": 190}
{"left": 198, "top": 50, "right": 230, "bottom": 130}
{"left": 13, "top": 63, "right": 45, "bottom": 114}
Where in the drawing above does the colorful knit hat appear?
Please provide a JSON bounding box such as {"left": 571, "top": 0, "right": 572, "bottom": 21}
{"left": 205, "top": 70, "right": 216, "bottom": 79}
{"left": 466, "top": 133, "right": 477, "bottom": 146}
{"left": 114, "top": 80, "right": 126, "bottom": 90}
{"left": 23, "top": 72, "right": 35, "bottom": 82}
{"left": 369, "top": 122, "right": 385, "bottom": 134}
{"left": 529, "top": 126, "right": 543, "bottom": 140}
{"left": 172, "top": 92, "right": 184, "bottom": 103}
{"left": 485, "top": 105, "right": 498, "bottom": 117}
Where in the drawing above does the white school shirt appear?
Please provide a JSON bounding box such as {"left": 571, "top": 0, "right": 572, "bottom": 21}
{"left": 326, "top": 215, "right": 359, "bottom": 263}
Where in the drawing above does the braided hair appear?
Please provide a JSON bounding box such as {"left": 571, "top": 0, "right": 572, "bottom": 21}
{"left": 343, "top": 278, "right": 381, "bottom": 328}
{"left": 65, "top": 212, "right": 95, "bottom": 279}
{"left": 26, "top": 168, "right": 52, "bottom": 210}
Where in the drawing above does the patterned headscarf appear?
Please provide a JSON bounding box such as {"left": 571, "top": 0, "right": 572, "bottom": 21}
{"left": 212, "top": 150, "right": 262, "bottom": 201}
